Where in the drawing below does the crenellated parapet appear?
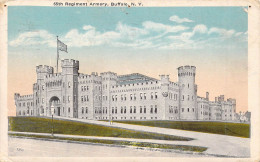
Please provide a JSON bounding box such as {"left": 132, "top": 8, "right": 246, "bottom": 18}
{"left": 61, "top": 59, "right": 79, "bottom": 69}
{"left": 14, "top": 93, "right": 33, "bottom": 101}
{"left": 111, "top": 80, "right": 160, "bottom": 90}
{"left": 78, "top": 73, "right": 102, "bottom": 84}
{"left": 178, "top": 65, "right": 196, "bottom": 77}
{"left": 36, "top": 65, "right": 54, "bottom": 74}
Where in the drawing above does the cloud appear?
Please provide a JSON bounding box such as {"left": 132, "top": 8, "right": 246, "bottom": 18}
{"left": 9, "top": 30, "right": 56, "bottom": 47}
{"left": 82, "top": 25, "right": 95, "bottom": 31}
{"left": 208, "top": 27, "right": 235, "bottom": 38}
{"left": 9, "top": 16, "right": 247, "bottom": 50}
{"left": 142, "top": 21, "right": 189, "bottom": 33}
{"left": 169, "top": 15, "right": 194, "bottom": 23}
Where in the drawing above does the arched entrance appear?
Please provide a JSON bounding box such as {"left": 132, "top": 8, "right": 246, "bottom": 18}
{"left": 49, "top": 96, "right": 61, "bottom": 116}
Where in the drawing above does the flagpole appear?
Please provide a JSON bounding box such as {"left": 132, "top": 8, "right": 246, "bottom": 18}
{"left": 56, "top": 36, "right": 59, "bottom": 73}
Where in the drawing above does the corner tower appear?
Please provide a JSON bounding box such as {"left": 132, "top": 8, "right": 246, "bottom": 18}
{"left": 61, "top": 59, "right": 79, "bottom": 118}
{"left": 178, "top": 65, "right": 197, "bottom": 120}
{"left": 35, "top": 65, "right": 54, "bottom": 116}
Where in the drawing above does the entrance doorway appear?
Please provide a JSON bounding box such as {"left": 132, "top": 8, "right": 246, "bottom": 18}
{"left": 49, "top": 96, "right": 61, "bottom": 116}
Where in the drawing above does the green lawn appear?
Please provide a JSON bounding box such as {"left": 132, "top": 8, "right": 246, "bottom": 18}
{"left": 114, "top": 120, "right": 250, "bottom": 138}
{"left": 8, "top": 117, "right": 192, "bottom": 141}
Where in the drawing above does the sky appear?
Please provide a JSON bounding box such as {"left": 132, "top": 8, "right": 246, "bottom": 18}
{"left": 8, "top": 6, "right": 248, "bottom": 116}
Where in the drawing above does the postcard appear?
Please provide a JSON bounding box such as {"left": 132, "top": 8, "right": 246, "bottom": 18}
{"left": 0, "top": 0, "right": 259, "bottom": 161}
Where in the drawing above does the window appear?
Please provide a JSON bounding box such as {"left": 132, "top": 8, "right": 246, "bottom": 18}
{"left": 124, "top": 107, "right": 126, "bottom": 113}
{"left": 81, "top": 96, "right": 84, "bottom": 102}
{"left": 140, "top": 106, "right": 142, "bottom": 113}
{"left": 155, "top": 105, "right": 157, "bottom": 113}
{"left": 115, "top": 107, "right": 117, "bottom": 114}
{"left": 188, "top": 108, "right": 190, "bottom": 112}
{"left": 112, "top": 95, "right": 114, "bottom": 101}
{"left": 182, "top": 95, "right": 184, "bottom": 101}
{"left": 182, "top": 108, "right": 184, "bottom": 112}
{"left": 144, "top": 106, "right": 146, "bottom": 113}
{"left": 130, "top": 94, "right": 132, "bottom": 100}
{"left": 150, "top": 105, "right": 153, "bottom": 113}
{"left": 42, "top": 85, "right": 44, "bottom": 90}
{"left": 151, "top": 92, "right": 153, "bottom": 99}
{"left": 130, "top": 106, "right": 132, "bottom": 113}
{"left": 112, "top": 107, "right": 114, "bottom": 114}
{"left": 68, "top": 82, "right": 71, "bottom": 88}
{"left": 68, "top": 107, "right": 70, "bottom": 113}
{"left": 188, "top": 95, "right": 190, "bottom": 101}
{"left": 140, "top": 93, "right": 143, "bottom": 100}
{"left": 82, "top": 108, "right": 84, "bottom": 114}
{"left": 144, "top": 93, "right": 146, "bottom": 100}
{"left": 193, "top": 108, "right": 195, "bottom": 112}
{"left": 124, "top": 94, "right": 126, "bottom": 100}
{"left": 121, "top": 95, "right": 123, "bottom": 101}
{"left": 121, "top": 107, "right": 123, "bottom": 114}
{"left": 155, "top": 92, "right": 157, "bottom": 99}
{"left": 134, "top": 106, "right": 136, "bottom": 113}
{"left": 174, "top": 94, "right": 177, "bottom": 101}
{"left": 134, "top": 94, "right": 136, "bottom": 100}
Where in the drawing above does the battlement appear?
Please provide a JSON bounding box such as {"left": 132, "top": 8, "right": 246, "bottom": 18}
{"left": 178, "top": 65, "right": 196, "bottom": 74}
{"left": 197, "top": 96, "right": 208, "bottom": 102}
{"left": 178, "top": 65, "right": 196, "bottom": 70}
{"left": 61, "top": 59, "right": 79, "bottom": 68}
{"left": 169, "top": 81, "right": 178, "bottom": 87}
{"left": 159, "top": 74, "right": 170, "bottom": 79}
{"left": 36, "top": 65, "right": 54, "bottom": 74}
{"left": 14, "top": 93, "right": 33, "bottom": 101}
{"left": 227, "top": 98, "right": 236, "bottom": 104}
{"left": 45, "top": 73, "right": 62, "bottom": 79}
{"left": 112, "top": 80, "right": 160, "bottom": 89}
{"left": 78, "top": 73, "right": 101, "bottom": 82}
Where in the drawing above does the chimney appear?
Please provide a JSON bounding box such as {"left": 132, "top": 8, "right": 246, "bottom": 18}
{"left": 206, "top": 92, "right": 209, "bottom": 101}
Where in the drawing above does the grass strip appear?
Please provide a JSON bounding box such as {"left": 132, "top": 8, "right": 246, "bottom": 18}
{"left": 113, "top": 120, "right": 250, "bottom": 138}
{"left": 9, "top": 133, "right": 207, "bottom": 153}
{"left": 8, "top": 117, "right": 192, "bottom": 141}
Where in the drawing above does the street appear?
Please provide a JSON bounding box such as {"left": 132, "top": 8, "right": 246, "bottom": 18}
{"left": 8, "top": 136, "right": 205, "bottom": 157}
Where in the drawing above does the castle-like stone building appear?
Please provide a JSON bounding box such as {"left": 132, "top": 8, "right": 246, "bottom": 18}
{"left": 15, "top": 59, "right": 236, "bottom": 121}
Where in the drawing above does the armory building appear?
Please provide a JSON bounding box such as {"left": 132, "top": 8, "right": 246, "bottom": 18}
{"left": 15, "top": 59, "right": 236, "bottom": 121}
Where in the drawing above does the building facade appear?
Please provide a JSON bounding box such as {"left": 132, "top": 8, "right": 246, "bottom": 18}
{"left": 15, "top": 59, "right": 236, "bottom": 121}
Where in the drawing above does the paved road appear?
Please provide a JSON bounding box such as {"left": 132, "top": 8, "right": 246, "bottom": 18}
{"left": 53, "top": 116, "right": 250, "bottom": 157}
{"left": 8, "top": 136, "right": 205, "bottom": 157}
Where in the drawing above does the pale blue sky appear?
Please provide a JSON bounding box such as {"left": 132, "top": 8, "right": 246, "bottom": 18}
{"left": 8, "top": 7, "right": 248, "bottom": 51}
{"left": 8, "top": 7, "right": 248, "bottom": 113}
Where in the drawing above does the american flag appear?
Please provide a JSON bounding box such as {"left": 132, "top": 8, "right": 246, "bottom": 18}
{"left": 58, "top": 39, "right": 67, "bottom": 53}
